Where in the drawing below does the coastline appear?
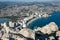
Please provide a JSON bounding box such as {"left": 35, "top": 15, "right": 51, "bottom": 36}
{"left": 27, "top": 17, "right": 40, "bottom": 27}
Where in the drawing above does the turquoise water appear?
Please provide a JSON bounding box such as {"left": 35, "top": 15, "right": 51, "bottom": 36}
{"left": 0, "top": 18, "right": 10, "bottom": 23}
{"left": 29, "top": 12, "right": 60, "bottom": 29}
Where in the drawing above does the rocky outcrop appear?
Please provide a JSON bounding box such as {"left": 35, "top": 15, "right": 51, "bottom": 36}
{"left": 56, "top": 31, "right": 60, "bottom": 37}
{"left": 41, "top": 22, "right": 58, "bottom": 34}
{"left": 9, "top": 21, "right": 14, "bottom": 27}
{"left": 34, "top": 22, "right": 59, "bottom": 34}
{"left": 48, "top": 36, "right": 55, "bottom": 40}
{"left": 0, "top": 22, "right": 60, "bottom": 40}
{"left": 19, "top": 28, "right": 35, "bottom": 40}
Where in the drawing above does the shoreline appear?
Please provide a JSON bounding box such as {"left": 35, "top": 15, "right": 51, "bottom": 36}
{"left": 27, "top": 17, "right": 40, "bottom": 26}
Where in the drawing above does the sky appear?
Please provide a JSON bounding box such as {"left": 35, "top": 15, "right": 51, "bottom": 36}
{"left": 0, "top": 0, "right": 60, "bottom": 2}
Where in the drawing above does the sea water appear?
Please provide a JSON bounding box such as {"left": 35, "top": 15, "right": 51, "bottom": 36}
{"left": 29, "top": 12, "right": 60, "bottom": 29}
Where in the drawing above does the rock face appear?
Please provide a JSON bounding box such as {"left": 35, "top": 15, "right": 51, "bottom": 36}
{"left": 1, "top": 22, "right": 10, "bottom": 34}
{"left": 19, "top": 28, "right": 35, "bottom": 40}
{"left": 58, "top": 37, "right": 60, "bottom": 40}
{"left": 0, "top": 22, "right": 60, "bottom": 40}
{"left": 15, "top": 37, "right": 26, "bottom": 40}
{"left": 56, "top": 31, "right": 60, "bottom": 37}
{"left": 49, "top": 36, "right": 55, "bottom": 40}
{"left": 1, "top": 33, "right": 9, "bottom": 40}
{"left": 9, "top": 21, "right": 14, "bottom": 27}
{"left": 34, "top": 22, "right": 59, "bottom": 34}
{"left": 41, "top": 22, "right": 58, "bottom": 34}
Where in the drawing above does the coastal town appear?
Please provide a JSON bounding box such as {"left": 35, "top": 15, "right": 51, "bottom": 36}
{"left": 0, "top": 1, "right": 60, "bottom": 40}
{"left": 0, "top": 2, "right": 60, "bottom": 17}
